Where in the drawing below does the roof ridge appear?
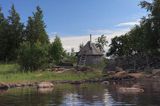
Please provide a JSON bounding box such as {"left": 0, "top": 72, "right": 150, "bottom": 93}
{"left": 78, "top": 41, "right": 103, "bottom": 56}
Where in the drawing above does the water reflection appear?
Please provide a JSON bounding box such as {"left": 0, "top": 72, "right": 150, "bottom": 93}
{"left": 38, "top": 88, "right": 54, "bottom": 94}
{"left": 107, "top": 80, "right": 160, "bottom": 106}
{"left": 0, "top": 80, "right": 159, "bottom": 106}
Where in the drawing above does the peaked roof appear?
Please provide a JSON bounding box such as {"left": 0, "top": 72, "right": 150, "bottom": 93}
{"left": 78, "top": 41, "right": 103, "bottom": 56}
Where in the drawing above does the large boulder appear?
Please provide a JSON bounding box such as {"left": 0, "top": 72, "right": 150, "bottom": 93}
{"left": 0, "top": 83, "right": 9, "bottom": 89}
{"left": 37, "top": 82, "right": 54, "bottom": 88}
{"left": 117, "top": 87, "right": 144, "bottom": 94}
{"left": 152, "top": 69, "right": 160, "bottom": 76}
{"left": 129, "top": 73, "right": 145, "bottom": 79}
{"left": 114, "top": 71, "right": 128, "bottom": 78}
{"left": 109, "top": 71, "right": 136, "bottom": 80}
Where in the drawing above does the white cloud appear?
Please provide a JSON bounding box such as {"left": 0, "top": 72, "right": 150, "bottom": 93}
{"left": 49, "top": 32, "right": 58, "bottom": 36}
{"left": 116, "top": 20, "right": 140, "bottom": 27}
{"left": 50, "top": 28, "right": 129, "bottom": 52}
{"left": 88, "top": 29, "right": 113, "bottom": 35}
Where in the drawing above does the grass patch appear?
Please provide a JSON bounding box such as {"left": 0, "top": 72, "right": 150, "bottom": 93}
{"left": 0, "top": 64, "right": 102, "bottom": 83}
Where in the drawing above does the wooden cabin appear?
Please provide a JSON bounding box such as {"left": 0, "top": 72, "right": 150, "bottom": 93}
{"left": 77, "top": 35, "right": 104, "bottom": 66}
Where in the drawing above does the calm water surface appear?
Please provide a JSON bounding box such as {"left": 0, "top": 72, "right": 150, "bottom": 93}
{"left": 0, "top": 79, "right": 160, "bottom": 106}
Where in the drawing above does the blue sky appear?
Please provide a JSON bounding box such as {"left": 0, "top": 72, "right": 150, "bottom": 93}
{"left": 1, "top": 0, "right": 148, "bottom": 36}
{"left": 0, "top": 0, "right": 149, "bottom": 51}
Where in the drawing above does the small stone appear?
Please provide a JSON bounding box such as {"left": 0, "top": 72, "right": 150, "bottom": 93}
{"left": 37, "top": 82, "right": 54, "bottom": 88}
{"left": 16, "top": 84, "right": 22, "bottom": 87}
{"left": 101, "top": 81, "right": 110, "bottom": 85}
{"left": 38, "top": 88, "right": 53, "bottom": 93}
{"left": 117, "top": 87, "right": 144, "bottom": 94}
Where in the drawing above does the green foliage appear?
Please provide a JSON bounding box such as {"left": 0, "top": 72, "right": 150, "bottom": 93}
{"left": 18, "top": 6, "right": 50, "bottom": 71}
{"left": 0, "top": 64, "right": 102, "bottom": 83}
{"left": 107, "top": 35, "right": 131, "bottom": 57}
{"left": 18, "top": 42, "right": 49, "bottom": 71}
{"left": 50, "top": 36, "right": 64, "bottom": 64}
{"left": 70, "top": 48, "right": 77, "bottom": 64}
{"left": 63, "top": 48, "right": 77, "bottom": 64}
{"left": 106, "top": 0, "right": 160, "bottom": 71}
{"left": 95, "top": 35, "right": 108, "bottom": 52}
{"left": 0, "top": 6, "right": 9, "bottom": 61}
{"left": 0, "top": 5, "right": 24, "bottom": 61}
{"left": 88, "top": 57, "right": 107, "bottom": 70}
{"left": 7, "top": 5, "right": 24, "bottom": 60}
{"left": 107, "top": 0, "right": 160, "bottom": 58}
{"left": 25, "top": 6, "right": 49, "bottom": 44}
{"left": 140, "top": 0, "right": 160, "bottom": 53}
{"left": 0, "top": 5, "right": 70, "bottom": 71}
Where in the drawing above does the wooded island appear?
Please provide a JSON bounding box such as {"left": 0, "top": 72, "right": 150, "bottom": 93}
{"left": 0, "top": 0, "right": 160, "bottom": 89}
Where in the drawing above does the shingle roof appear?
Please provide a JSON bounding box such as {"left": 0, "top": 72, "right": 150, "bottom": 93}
{"left": 78, "top": 41, "right": 103, "bottom": 56}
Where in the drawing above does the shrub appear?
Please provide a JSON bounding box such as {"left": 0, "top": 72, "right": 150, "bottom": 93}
{"left": 18, "top": 42, "right": 49, "bottom": 71}
{"left": 50, "top": 36, "right": 64, "bottom": 64}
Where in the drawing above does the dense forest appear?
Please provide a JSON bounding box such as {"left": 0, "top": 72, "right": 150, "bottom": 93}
{"left": 0, "top": 5, "right": 67, "bottom": 71}
{"left": 107, "top": 0, "right": 160, "bottom": 71}
{"left": 1, "top": 0, "right": 160, "bottom": 72}
{"left": 0, "top": 4, "right": 107, "bottom": 71}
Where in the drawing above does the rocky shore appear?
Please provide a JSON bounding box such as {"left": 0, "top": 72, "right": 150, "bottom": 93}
{"left": 0, "top": 79, "right": 138, "bottom": 90}
{"left": 0, "top": 78, "right": 133, "bottom": 90}
{"left": 0, "top": 70, "right": 160, "bottom": 90}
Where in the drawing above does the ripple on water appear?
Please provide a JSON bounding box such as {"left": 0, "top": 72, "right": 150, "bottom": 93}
{"left": 0, "top": 82, "right": 159, "bottom": 106}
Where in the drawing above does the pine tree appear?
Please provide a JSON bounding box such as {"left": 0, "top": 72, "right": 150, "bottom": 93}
{"left": 19, "top": 6, "right": 50, "bottom": 70}
{"left": 25, "top": 6, "right": 49, "bottom": 44}
{"left": 0, "top": 6, "right": 4, "bottom": 22}
{"left": 0, "top": 6, "right": 8, "bottom": 61}
{"left": 7, "top": 4, "right": 24, "bottom": 61}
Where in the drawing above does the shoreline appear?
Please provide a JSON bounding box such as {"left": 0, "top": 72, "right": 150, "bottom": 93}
{"left": 0, "top": 77, "right": 138, "bottom": 90}
{"left": 1, "top": 73, "right": 160, "bottom": 90}
{"left": 1, "top": 64, "right": 160, "bottom": 90}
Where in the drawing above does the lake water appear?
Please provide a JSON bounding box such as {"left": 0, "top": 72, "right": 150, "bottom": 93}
{"left": 0, "top": 79, "right": 160, "bottom": 106}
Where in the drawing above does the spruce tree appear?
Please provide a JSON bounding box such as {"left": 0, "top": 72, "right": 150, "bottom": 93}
{"left": 7, "top": 4, "right": 24, "bottom": 61}
{"left": 19, "top": 6, "right": 50, "bottom": 70}
{"left": 25, "top": 6, "right": 49, "bottom": 44}
{"left": 0, "top": 7, "right": 4, "bottom": 22}
{"left": 0, "top": 6, "right": 8, "bottom": 61}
